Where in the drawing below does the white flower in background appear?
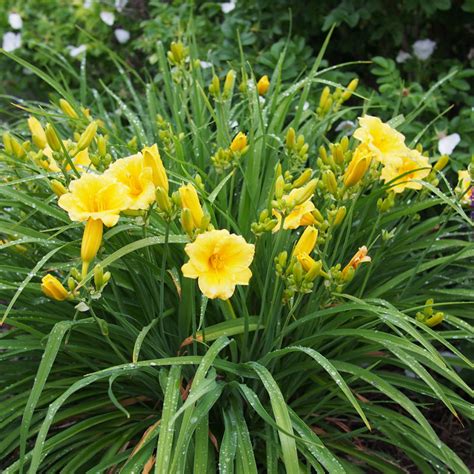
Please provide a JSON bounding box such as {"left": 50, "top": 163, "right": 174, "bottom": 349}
{"left": 8, "top": 12, "right": 23, "bottom": 30}
{"left": 221, "top": 1, "right": 236, "bottom": 13}
{"left": 303, "top": 101, "right": 310, "bottom": 111}
{"left": 335, "top": 120, "right": 356, "bottom": 134}
{"left": 199, "top": 60, "right": 212, "bottom": 69}
{"left": 396, "top": 50, "right": 411, "bottom": 63}
{"left": 412, "top": 39, "right": 436, "bottom": 61}
{"left": 2, "top": 32, "right": 21, "bottom": 52}
{"left": 229, "top": 120, "right": 238, "bottom": 129}
{"left": 83, "top": 0, "right": 93, "bottom": 8}
{"left": 68, "top": 44, "right": 87, "bottom": 58}
{"left": 114, "top": 29, "right": 130, "bottom": 44}
{"left": 438, "top": 133, "right": 461, "bottom": 156}
{"left": 100, "top": 11, "right": 115, "bottom": 26}
{"left": 115, "top": 0, "right": 128, "bottom": 12}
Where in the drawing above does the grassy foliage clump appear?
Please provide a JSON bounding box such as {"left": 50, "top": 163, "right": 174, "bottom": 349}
{"left": 0, "top": 36, "right": 473, "bottom": 473}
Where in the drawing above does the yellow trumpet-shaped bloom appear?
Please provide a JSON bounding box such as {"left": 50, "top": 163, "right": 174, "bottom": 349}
{"left": 179, "top": 183, "right": 204, "bottom": 229}
{"left": 28, "top": 116, "right": 47, "bottom": 149}
{"left": 342, "top": 246, "right": 371, "bottom": 277}
{"left": 380, "top": 148, "right": 431, "bottom": 193}
{"left": 41, "top": 274, "right": 69, "bottom": 301}
{"left": 230, "top": 132, "right": 248, "bottom": 153}
{"left": 293, "top": 226, "right": 318, "bottom": 257}
{"left": 344, "top": 143, "right": 372, "bottom": 187}
{"left": 142, "top": 144, "right": 169, "bottom": 192}
{"left": 105, "top": 154, "right": 156, "bottom": 210}
{"left": 354, "top": 115, "right": 406, "bottom": 165}
{"left": 182, "top": 229, "right": 255, "bottom": 300}
{"left": 257, "top": 75, "right": 270, "bottom": 95}
{"left": 58, "top": 173, "right": 131, "bottom": 227}
{"left": 273, "top": 200, "right": 317, "bottom": 231}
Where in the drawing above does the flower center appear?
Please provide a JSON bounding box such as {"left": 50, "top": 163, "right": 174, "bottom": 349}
{"left": 209, "top": 253, "right": 224, "bottom": 270}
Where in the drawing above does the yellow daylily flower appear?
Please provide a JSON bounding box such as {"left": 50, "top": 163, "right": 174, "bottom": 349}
{"left": 41, "top": 274, "right": 69, "bottom": 301}
{"left": 293, "top": 226, "right": 318, "bottom": 257}
{"left": 296, "top": 252, "right": 318, "bottom": 272}
{"left": 179, "top": 183, "right": 204, "bottom": 229}
{"left": 273, "top": 200, "right": 317, "bottom": 231}
{"left": 380, "top": 148, "right": 431, "bottom": 193}
{"left": 456, "top": 170, "right": 472, "bottom": 205}
{"left": 342, "top": 246, "right": 371, "bottom": 277}
{"left": 230, "top": 132, "right": 247, "bottom": 152}
{"left": 257, "top": 75, "right": 270, "bottom": 96}
{"left": 105, "top": 154, "right": 156, "bottom": 210}
{"left": 42, "top": 143, "right": 92, "bottom": 174}
{"left": 58, "top": 173, "right": 131, "bottom": 227}
{"left": 353, "top": 115, "right": 406, "bottom": 164}
{"left": 142, "top": 144, "right": 169, "bottom": 192}
{"left": 182, "top": 229, "right": 255, "bottom": 300}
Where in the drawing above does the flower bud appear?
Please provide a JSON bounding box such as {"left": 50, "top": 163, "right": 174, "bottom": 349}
{"left": 344, "top": 156, "right": 369, "bottom": 187}
{"left": 426, "top": 312, "right": 444, "bottom": 327}
{"left": 230, "top": 132, "right": 247, "bottom": 153}
{"left": 94, "top": 264, "right": 104, "bottom": 289}
{"left": 322, "top": 170, "right": 338, "bottom": 195}
{"left": 293, "top": 226, "right": 318, "bottom": 257}
{"left": 81, "top": 218, "right": 103, "bottom": 277}
{"left": 41, "top": 274, "right": 69, "bottom": 301}
{"left": 179, "top": 183, "right": 204, "bottom": 229}
{"left": 180, "top": 208, "right": 194, "bottom": 235}
{"left": 97, "top": 135, "right": 108, "bottom": 157}
{"left": 156, "top": 186, "right": 172, "bottom": 214}
{"left": 319, "top": 86, "right": 330, "bottom": 109}
{"left": 27, "top": 116, "right": 47, "bottom": 149}
{"left": 76, "top": 121, "right": 98, "bottom": 152}
{"left": 209, "top": 75, "right": 221, "bottom": 96}
{"left": 342, "top": 78, "right": 358, "bottom": 102}
{"left": 434, "top": 155, "right": 449, "bottom": 171}
{"left": 50, "top": 179, "right": 67, "bottom": 197}
{"left": 143, "top": 144, "right": 169, "bottom": 191}
{"left": 2, "top": 132, "right": 13, "bottom": 154}
{"left": 286, "top": 127, "right": 296, "bottom": 149}
{"left": 257, "top": 75, "right": 270, "bottom": 96}
{"left": 223, "top": 69, "right": 236, "bottom": 97}
{"left": 333, "top": 206, "right": 347, "bottom": 226}
{"left": 199, "top": 213, "right": 211, "bottom": 231}
{"left": 293, "top": 178, "right": 318, "bottom": 205}
{"left": 45, "top": 124, "right": 62, "bottom": 152}
{"left": 292, "top": 169, "right": 312, "bottom": 188}
{"left": 274, "top": 175, "right": 285, "bottom": 199}
{"left": 59, "top": 99, "right": 79, "bottom": 119}
{"left": 10, "top": 136, "right": 26, "bottom": 158}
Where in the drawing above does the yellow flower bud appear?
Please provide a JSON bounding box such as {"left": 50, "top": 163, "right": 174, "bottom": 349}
{"left": 293, "top": 226, "right": 318, "bottom": 257}
{"left": 257, "top": 75, "right": 270, "bottom": 96}
{"left": 156, "top": 186, "right": 172, "bottom": 214}
{"left": 296, "top": 252, "right": 317, "bottom": 272}
{"left": 223, "top": 69, "right": 236, "bottom": 97}
{"left": 27, "top": 116, "right": 47, "bottom": 149}
{"left": 344, "top": 156, "right": 369, "bottom": 187}
{"left": 2, "top": 132, "right": 13, "bottom": 154}
{"left": 10, "top": 136, "right": 26, "bottom": 158}
{"left": 274, "top": 175, "right": 285, "bottom": 199}
{"left": 76, "top": 121, "right": 98, "bottom": 152}
{"left": 319, "top": 86, "right": 330, "bottom": 109}
{"left": 342, "top": 246, "right": 371, "bottom": 277}
{"left": 333, "top": 206, "right": 347, "bottom": 226}
{"left": 169, "top": 41, "right": 187, "bottom": 64}
{"left": 322, "top": 170, "right": 338, "bottom": 195}
{"left": 97, "top": 135, "right": 108, "bottom": 157}
{"left": 41, "top": 274, "right": 69, "bottom": 301}
{"left": 230, "top": 132, "right": 248, "bottom": 153}
{"left": 342, "top": 78, "right": 358, "bottom": 102}
{"left": 50, "top": 179, "right": 67, "bottom": 197}
{"left": 292, "top": 178, "right": 318, "bottom": 205}
{"left": 292, "top": 169, "right": 312, "bottom": 188}
{"left": 426, "top": 312, "right": 444, "bottom": 327}
{"left": 59, "top": 99, "right": 79, "bottom": 119}
{"left": 81, "top": 218, "right": 103, "bottom": 277}
{"left": 143, "top": 144, "right": 169, "bottom": 192}
{"left": 434, "top": 155, "right": 449, "bottom": 171}
{"left": 209, "top": 75, "right": 221, "bottom": 96}
{"left": 45, "top": 124, "right": 62, "bottom": 152}
{"left": 286, "top": 127, "right": 296, "bottom": 148}
{"left": 180, "top": 207, "right": 194, "bottom": 235}
{"left": 179, "top": 183, "right": 204, "bottom": 229}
